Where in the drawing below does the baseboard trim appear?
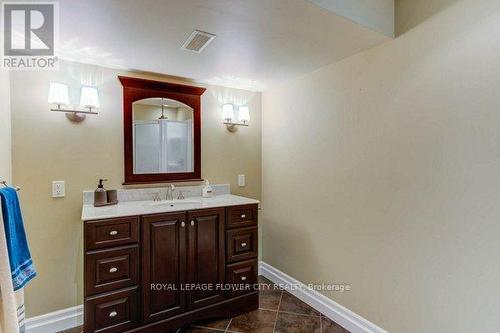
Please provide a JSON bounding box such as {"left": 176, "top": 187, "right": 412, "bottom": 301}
{"left": 259, "top": 261, "right": 389, "bottom": 333}
{"left": 26, "top": 262, "right": 387, "bottom": 333}
{"left": 26, "top": 305, "right": 83, "bottom": 333}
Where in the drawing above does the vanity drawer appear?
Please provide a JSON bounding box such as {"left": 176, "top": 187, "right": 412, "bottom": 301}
{"left": 226, "top": 260, "right": 258, "bottom": 296}
{"left": 85, "top": 217, "right": 139, "bottom": 250}
{"left": 85, "top": 245, "right": 139, "bottom": 296}
{"left": 226, "top": 226, "right": 258, "bottom": 263}
{"left": 84, "top": 286, "right": 139, "bottom": 333}
{"left": 227, "top": 204, "right": 258, "bottom": 229}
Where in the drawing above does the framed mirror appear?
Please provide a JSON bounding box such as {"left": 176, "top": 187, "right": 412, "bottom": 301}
{"left": 119, "top": 76, "right": 205, "bottom": 184}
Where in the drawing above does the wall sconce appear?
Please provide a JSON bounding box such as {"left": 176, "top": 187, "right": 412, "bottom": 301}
{"left": 223, "top": 103, "right": 250, "bottom": 132}
{"left": 223, "top": 103, "right": 234, "bottom": 122}
{"left": 238, "top": 106, "right": 250, "bottom": 124}
{"left": 49, "top": 82, "right": 100, "bottom": 122}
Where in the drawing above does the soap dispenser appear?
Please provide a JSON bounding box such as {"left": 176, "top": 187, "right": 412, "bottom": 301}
{"left": 94, "top": 179, "right": 108, "bottom": 206}
{"left": 202, "top": 180, "right": 213, "bottom": 198}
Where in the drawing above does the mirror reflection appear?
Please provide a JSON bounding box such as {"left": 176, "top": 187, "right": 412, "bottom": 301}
{"left": 133, "top": 98, "right": 194, "bottom": 174}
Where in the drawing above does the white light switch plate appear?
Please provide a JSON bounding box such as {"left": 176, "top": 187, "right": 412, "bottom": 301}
{"left": 238, "top": 174, "right": 245, "bottom": 187}
{"left": 52, "top": 181, "right": 65, "bottom": 198}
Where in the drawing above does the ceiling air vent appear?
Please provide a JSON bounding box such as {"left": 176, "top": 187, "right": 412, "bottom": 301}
{"left": 181, "top": 30, "right": 216, "bottom": 53}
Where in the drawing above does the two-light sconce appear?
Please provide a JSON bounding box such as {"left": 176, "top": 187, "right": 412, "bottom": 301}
{"left": 48, "top": 82, "right": 100, "bottom": 122}
{"left": 223, "top": 103, "right": 250, "bottom": 132}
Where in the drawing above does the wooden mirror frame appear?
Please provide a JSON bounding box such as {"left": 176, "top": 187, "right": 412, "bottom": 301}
{"left": 119, "top": 76, "right": 206, "bottom": 184}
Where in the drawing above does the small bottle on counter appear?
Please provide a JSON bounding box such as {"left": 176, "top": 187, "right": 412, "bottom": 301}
{"left": 94, "top": 179, "right": 108, "bottom": 206}
{"left": 202, "top": 180, "right": 213, "bottom": 198}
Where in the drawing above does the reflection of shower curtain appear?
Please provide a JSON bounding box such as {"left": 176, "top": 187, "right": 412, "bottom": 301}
{"left": 134, "top": 121, "right": 160, "bottom": 174}
{"left": 166, "top": 138, "right": 183, "bottom": 169}
{"left": 134, "top": 120, "right": 193, "bottom": 174}
{"left": 162, "top": 120, "right": 192, "bottom": 173}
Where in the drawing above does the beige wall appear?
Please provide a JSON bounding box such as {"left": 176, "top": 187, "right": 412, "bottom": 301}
{"left": 396, "top": 0, "right": 460, "bottom": 35}
{"left": 309, "top": 0, "right": 395, "bottom": 37}
{"left": 262, "top": 0, "right": 500, "bottom": 332}
{"left": 10, "top": 60, "right": 261, "bottom": 316}
{"left": 0, "top": 71, "right": 11, "bottom": 183}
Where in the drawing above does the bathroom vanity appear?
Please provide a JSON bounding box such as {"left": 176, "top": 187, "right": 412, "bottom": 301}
{"left": 81, "top": 77, "right": 260, "bottom": 332}
{"left": 82, "top": 193, "right": 259, "bottom": 333}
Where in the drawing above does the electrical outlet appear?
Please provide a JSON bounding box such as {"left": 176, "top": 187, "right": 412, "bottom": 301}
{"left": 238, "top": 174, "right": 245, "bottom": 187}
{"left": 52, "top": 181, "right": 65, "bottom": 198}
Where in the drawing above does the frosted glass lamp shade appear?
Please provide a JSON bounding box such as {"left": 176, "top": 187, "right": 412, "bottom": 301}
{"left": 48, "top": 82, "right": 70, "bottom": 106}
{"left": 222, "top": 103, "right": 234, "bottom": 121}
{"left": 238, "top": 106, "right": 250, "bottom": 123}
{"left": 80, "top": 86, "right": 100, "bottom": 109}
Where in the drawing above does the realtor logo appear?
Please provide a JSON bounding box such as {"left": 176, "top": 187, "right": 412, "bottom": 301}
{"left": 2, "top": 2, "right": 58, "bottom": 69}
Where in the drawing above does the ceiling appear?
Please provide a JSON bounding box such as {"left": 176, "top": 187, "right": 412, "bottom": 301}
{"left": 56, "top": 0, "right": 391, "bottom": 91}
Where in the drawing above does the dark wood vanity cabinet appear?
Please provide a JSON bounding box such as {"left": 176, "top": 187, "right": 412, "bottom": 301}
{"left": 142, "top": 212, "right": 187, "bottom": 323}
{"left": 186, "top": 209, "right": 226, "bottom": 309}
{"left": 83, "top": 204, "right": 258, "bottom": 333}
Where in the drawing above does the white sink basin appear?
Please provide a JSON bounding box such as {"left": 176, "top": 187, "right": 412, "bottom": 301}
{"left": 150, "top": 200, "right": 201, "bottom": 207}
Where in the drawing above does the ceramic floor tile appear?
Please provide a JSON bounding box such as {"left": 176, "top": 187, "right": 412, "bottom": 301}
{"left": 192, "top": 317, "right": 231, "bottom": 330}
{"left": 279, "top": 291, "right": 320, "bottom": 316}
{"left": 321, "top": 316, "right": 350, "bottom": 333}
{"left": 258, "top": 275, "right": 284, "bottom": 310}
{"left": 258, "top": 285, "right": 282, "bottom": 310}
{"left": 257, "top": 276, "right": 273, "bottom": 285}
{"left": 227, "top": 309, "right": 277, "bottom": 333}
{"left": 184, "top": 327, "right": 225, "bottom": 333}
{"left": 274, "top": 312, "right": 321, "bottom": 333}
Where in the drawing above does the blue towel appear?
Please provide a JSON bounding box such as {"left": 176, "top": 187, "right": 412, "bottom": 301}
{"left": 0, "top": 187, "right": 36, "bottom": 291}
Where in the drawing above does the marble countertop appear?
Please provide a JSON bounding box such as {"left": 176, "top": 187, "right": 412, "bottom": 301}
{"left": 82, "top": 194, "right": 260, "bottom": 221}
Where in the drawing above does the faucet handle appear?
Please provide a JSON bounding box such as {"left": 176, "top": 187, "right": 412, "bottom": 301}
{"left": 177, "top": 191, "right": 185, "bottom": 200}
{"left": 153, "top": 192, "right": 161, "bottom": 202}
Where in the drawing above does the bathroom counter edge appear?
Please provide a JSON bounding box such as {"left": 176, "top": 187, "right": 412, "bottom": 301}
{"left": 81, "top": 194, "right": 260, "bottom": 221}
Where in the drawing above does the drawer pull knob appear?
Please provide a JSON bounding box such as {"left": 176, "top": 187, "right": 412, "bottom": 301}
{"left": 241, "top": 242, "right": 247, "bottom": 247}
{"left": 191, "top": 220, "right": 195, "bottom": 226}
{"left": 240, "top": 214, "right": 246, "bottom": 219}
{"left": 109, "top": 311, "right": 118, "bottom": 318}
{"left": 181, "top": 221, "right": 185, "bottom": 228}
{"left": 241, "top": 276, "right": 247, "bottom": 281}
{"left": 109, "top": 267, "right": 118, "bottom": 273}
{"left": 109, "top": 230, "right": 118, "bottom": 236}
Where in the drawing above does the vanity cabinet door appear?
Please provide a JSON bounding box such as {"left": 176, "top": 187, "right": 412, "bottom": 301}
{"left": 186, "top": 208, "right": 226, "bottom": 309}
{"left": 142, "top": 212, "right": 187, "bottom": 323}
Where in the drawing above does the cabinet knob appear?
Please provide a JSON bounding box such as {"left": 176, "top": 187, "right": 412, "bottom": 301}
{"left": 241, "top": 276, "right": 247, "bottom": 281}
{"left": 190, "top": 220, "right": 195, "bottom": 226}
{"left": 109, "top": 311, "right": 118, "bottom": 318}
{"left": 241, "top": 242, "right": 247, "bottom": 247}
{"left": 240, "top": 214, "right": 246, "bottom": 219}
{"left": 109, "top": 230, "right": 118, "bottom": 236}
{"left": 181, "top": 221, "right": 185, "bottom": 228}
{"left": 109, "top": 267, "right": 118, "bottom": 273}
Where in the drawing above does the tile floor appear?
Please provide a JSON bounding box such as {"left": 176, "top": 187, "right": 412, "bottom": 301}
{"left": 58, "top": 276, "right": 350, "bottom": 333}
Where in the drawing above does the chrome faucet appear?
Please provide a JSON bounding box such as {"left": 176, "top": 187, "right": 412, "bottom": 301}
{"left": 177, "top": 190, "right": 185, "bottom": 200}
{"left": 166, "top": 184, "right": 175, "bottom": 200}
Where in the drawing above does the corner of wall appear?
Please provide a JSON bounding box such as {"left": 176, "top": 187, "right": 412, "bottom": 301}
{"left": 0, "top": 70, "right": 12, "bottom": 183}
{"left": 395, "top": 0, "right": 461, "bottom": 36}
